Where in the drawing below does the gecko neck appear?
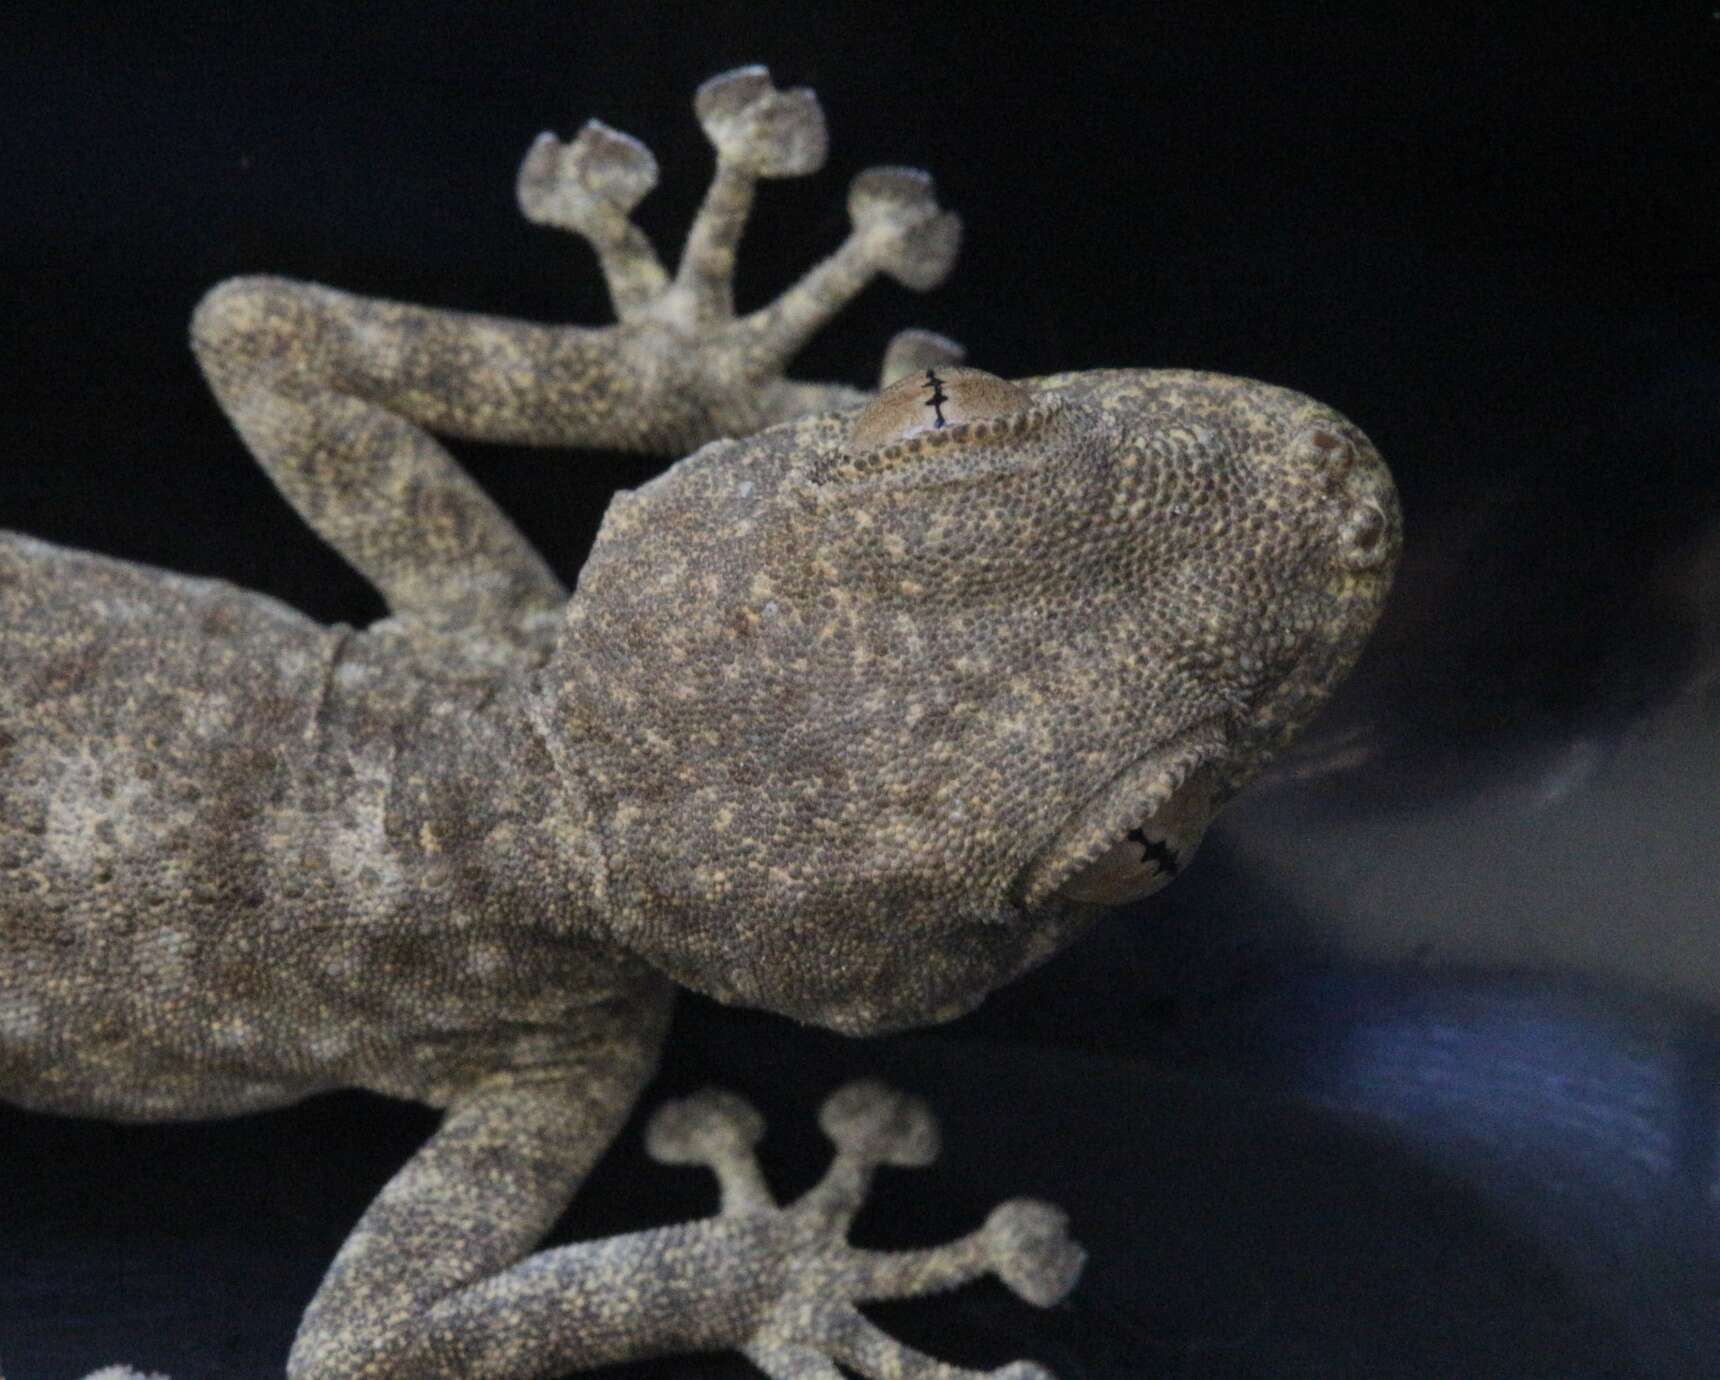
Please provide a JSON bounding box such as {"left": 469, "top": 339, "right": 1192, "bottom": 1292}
{"left": 401, "top": 666, "right": 622, "bottom": 956}
{"left": 307, "top": 664, "right": 672, "bottom": 1107}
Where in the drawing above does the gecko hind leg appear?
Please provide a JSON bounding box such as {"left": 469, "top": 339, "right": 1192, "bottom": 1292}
{"left": 647, "top": 1080, "right": 1084, "bottom": 1380}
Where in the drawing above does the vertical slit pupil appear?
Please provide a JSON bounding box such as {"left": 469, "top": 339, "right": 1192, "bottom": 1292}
{"left": 923, "top": 369, "right": 950, "bottom": 428}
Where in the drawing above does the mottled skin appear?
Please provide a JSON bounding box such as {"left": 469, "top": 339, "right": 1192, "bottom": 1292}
{"left": 0, "top": 68, "right": 1399, "bottom": 1380}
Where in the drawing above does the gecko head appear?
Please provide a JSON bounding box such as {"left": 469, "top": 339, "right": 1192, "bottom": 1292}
{"left": 540, "top": 366, "right": 1398, "bottom": 1035}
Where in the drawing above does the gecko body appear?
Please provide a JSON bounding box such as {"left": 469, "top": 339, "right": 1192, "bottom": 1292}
{"left": 0, "top": 67, "right": 1398, "bottom": 1380}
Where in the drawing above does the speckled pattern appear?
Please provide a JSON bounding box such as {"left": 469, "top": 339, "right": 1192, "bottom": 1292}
{"left": 0, "top": 67, "right": 1398, "bottom": 1380}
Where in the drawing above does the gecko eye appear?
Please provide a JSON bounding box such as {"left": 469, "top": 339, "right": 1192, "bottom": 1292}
{"left": 1024, "top": 752, "right": 1221, "bottom": 909}
{"left": 850, "top": 366, "right": 1031, "bottom": 448}
{"left": 1053, "top": 822, "right": 1184, "bottom": 905}
{"left": 807, "top": 366, "right": 1062, "bottom": 490}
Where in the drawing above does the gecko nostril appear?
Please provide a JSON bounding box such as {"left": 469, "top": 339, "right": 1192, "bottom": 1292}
{"left": 1287, "top": 424, "right": 1354, "bottom": 483}
{"left": 1337, "top": 499, "right": 1389, "bottom": 570}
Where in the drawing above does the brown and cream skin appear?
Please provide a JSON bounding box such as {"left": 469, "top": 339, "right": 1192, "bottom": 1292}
{"left": 1, "top": 66, "right": 1397, "bottom": 1380}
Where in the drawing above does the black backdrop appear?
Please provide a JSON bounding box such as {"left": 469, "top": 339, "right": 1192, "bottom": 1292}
{"left": 3, "top": 4, "right": 1718, "bottom": 1378}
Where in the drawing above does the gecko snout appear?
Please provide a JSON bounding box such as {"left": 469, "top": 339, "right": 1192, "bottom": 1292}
{"left": 1285, "top": 420, "right": 1399, "bottom": 574}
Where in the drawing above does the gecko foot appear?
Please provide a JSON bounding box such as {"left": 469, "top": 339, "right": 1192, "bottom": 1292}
{"left": 694, "top": 65, "right": 827, "bottom": 178}
{"left": 518, "top": 66, "right": 961, "bottom": 412}
{"left": 646, "top": 1080, "right": 1082, "bottom": 1380}
{"left": 517, "top": 120, "right": 659, "bottom": 242}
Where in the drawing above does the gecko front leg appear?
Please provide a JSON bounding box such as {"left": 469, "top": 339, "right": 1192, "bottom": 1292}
{"left": 640, "top": 1082, "right": 1083, "bottom": 1380}
{"left": 190, "top": 66, "right": 961, "bottom": 663}
{"left": 285, "top": 1075, "right": 1080, "bottom": 1380}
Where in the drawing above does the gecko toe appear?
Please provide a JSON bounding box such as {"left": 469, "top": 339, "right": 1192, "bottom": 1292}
{"left": 645, "top": 1087, "right": 766, "bottom": 1165}
{"left": 818, "top": 1078, "right": 940, "bottom": 1167}
{"left": 984, "top": 1199, "right": 1087, "bottom": 1307}
{"left": 562, "top": 120, "right": 660, "bottom": 212}
{"left": 696, "top": 65, "right": 828, "bottom": 178}
{"left": 515, "top": 120, "right": 659, "bottom": 234}
{"left": 848, "top": 168, "right": 962, "bottom": 290}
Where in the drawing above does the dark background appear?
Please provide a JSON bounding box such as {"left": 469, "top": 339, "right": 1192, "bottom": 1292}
{"left": 4, "top": 3, "right": 1719, "bottom": 1377}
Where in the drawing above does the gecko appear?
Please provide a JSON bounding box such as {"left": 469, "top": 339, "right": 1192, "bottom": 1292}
{"left": 0, "top": 66, "right": 1400, "bottom": 1380}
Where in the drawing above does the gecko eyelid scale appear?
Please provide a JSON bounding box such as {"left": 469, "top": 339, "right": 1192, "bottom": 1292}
{"left": 0, "top": 63, "right": 1398, "bottom": 1380}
